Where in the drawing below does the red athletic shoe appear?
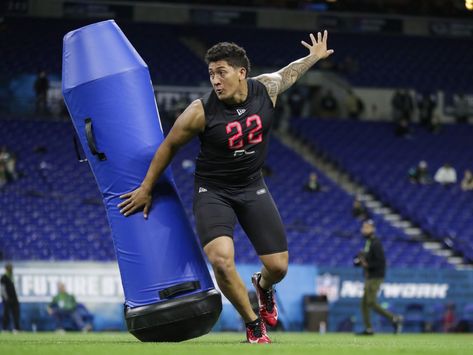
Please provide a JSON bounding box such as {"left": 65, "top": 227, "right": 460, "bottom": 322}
{"left": 246, "top": 318, "right": 271, "bottom": 344}
{"left": 252, "top": 272, "right": 278, "bottom": 327}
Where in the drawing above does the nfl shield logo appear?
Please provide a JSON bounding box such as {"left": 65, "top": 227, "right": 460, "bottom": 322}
{"left": 316, "top": 273, "right": 340, "bottom": 303}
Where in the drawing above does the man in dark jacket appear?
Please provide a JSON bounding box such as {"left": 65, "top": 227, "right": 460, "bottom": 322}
{"left": 1, "top": 263, "right": 20, "bottom": 332}
{"left": 355, "top": 220, "right": 402, "bottom": 335}
{"left": 34, "top": 70, "right": 50, "bottom": 115}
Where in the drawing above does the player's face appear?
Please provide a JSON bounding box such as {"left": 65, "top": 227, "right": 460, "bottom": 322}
{"left": 208, "top": 60, "right": 246, "bottom": 101}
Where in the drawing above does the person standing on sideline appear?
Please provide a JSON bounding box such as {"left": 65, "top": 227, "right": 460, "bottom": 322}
{"left": 354, "top": 220, "right": 403, "bottom": 335}
{"left": 118, "top": 31, "right": 334, "bottom": 343}
{"left": 1, "top": 263, "right": 20, "bottom": 332}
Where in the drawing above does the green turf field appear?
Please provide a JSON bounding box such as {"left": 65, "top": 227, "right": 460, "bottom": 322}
{"left": 0, "top": 332, "right": 471, "bottom": 355}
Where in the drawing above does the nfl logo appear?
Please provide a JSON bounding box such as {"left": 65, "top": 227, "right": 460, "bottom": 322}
{"left": 316, "top": 273, "right": 340, "bottom": 303}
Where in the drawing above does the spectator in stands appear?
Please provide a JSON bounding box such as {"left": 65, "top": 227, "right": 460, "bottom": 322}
{"left": 305, "top": 172, "right": 322, "bottom": 192}
{"left": 0, "top": 146, "right": 18, "bottom": 182}
{"left": 320, "top": 89, "right": 339, "bottom": 118}
{"left": 417, "top": 92, "right": 437, "bottom": 130}
{"left": 354, "top": 220, "right": 403, "bottom": 335}
{"left": 352, "top": 198, "right": 369, "bottom": 221}
{"left": 33, "top": 70, "right": 50, "bottom": 115}
{"left": 0, "top": 161, "right": 7, "bottom": 189}
{"left": 392, "top": 90, "right": 414, "bottom": 122}
{"left": 461, "top": 169, "right": 473, "bottom": 191}
{"left": 408, "top": 160, "right": 432, "bottom": 184}
{"left": 391, "top": 90, "right": 403, "bottom": 122}
{"left": 47, "top": 282, "right": 91, "bottom": 332}
{"left": 400, "top": 90, "right": 414, "bottom": 123}
{"left": 453, "top": 93, "right": 470, "bottom": 123}
{"left": 392, "top": 90, "right": 411, "bottom": 137}
{"left": 5, "top": 153, "right": 18, "bottom": 181}
{"left": 1, "top": 263, "right": 21, "bottom": 332}
{"left": 345, "top": 89, "right": 364, "bottom": 120}
{"left": 434, "top": 163, "right": 457, "bottom": 186}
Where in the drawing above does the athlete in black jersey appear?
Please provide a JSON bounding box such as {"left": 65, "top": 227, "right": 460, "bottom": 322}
{"left": 195, "top": 78, "right": 273, "bottom": 186}
{"left": 119, "top": 31, "right": 334, "bottom": 343}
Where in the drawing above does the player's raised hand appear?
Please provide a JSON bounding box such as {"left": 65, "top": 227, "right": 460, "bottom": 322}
{"left": 301, "top": 30, "right": 334, "bottom": 60}
{"left": 118, "top": 186, "right": 152, "bottom": 219}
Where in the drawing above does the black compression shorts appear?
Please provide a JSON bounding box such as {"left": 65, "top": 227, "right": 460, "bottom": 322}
{"left": 192, "top": 177, "right": 287, "bottom": 256}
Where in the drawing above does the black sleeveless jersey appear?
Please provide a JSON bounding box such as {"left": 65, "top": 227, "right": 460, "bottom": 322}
{"left": 195, "top": 79, "right": 275, "bottom": 187}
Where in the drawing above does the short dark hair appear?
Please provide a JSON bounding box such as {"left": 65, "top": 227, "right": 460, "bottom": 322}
{"left": 205, "top": 42, "right": 251, "bottom": 77}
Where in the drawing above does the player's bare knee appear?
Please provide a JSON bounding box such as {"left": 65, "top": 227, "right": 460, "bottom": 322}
{"left": 273, "top": 265, "right": 288, "bottom": 281}
{"left": 266, "top": 262, "right": 287, "bottom": 282}
{"left": 209, "top": 255, "right": 234, "bottom": 281}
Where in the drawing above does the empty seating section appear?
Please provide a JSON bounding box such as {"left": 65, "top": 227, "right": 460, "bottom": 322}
{"left": 291, "top": 119, "right": 473, "bottom": 263}
{"left": 0, "top": 18, "right": 208, "bottom": 86}
{"left": 190, "top": 26, "right": 473, "bottom": 93}
{"left": 1, "top": 18, "right": 467, "bottom": 267}
{"left": 0, "top": 120, "right": 113, "bottom": 260}
{"left": 0, "top": 119, "right": 451, "bottom": 267}
{"left": 173, "top": 136, "right": 451, "bottom": 268}
{"left": 1, "top": 18, "right": 472, "bottom": 93}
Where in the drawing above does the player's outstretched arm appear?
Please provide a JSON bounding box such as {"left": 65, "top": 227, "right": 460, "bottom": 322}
{"left": 254, "top": 30, "right": 334, "bottom": 105}
{"left": 118, "top": 99, "right": 205, "bottom": 218}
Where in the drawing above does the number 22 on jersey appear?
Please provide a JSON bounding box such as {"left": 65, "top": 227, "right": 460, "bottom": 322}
{"left": 226, "top": 114, "right": 263, "bottom": 150}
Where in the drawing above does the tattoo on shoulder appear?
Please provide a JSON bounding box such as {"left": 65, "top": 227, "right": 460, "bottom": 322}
{"left": 257, "top": 56, "right": 317, "bottom": 97}
{"left": 259, "top": 76, "right": 280, "bottom": 98}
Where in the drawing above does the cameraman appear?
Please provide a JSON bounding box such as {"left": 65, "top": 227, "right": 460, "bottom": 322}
{"left": 354, "top": 220, "right": 403, "bottom": 335}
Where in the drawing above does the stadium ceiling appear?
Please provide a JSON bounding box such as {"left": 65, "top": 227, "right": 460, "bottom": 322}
{"left": 106, "top": 0, "right": 472, "bottom": 18}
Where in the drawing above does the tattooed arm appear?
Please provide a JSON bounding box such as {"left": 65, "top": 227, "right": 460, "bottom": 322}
{"left": 254, "top": 30, "right": 334, "bottom": 106}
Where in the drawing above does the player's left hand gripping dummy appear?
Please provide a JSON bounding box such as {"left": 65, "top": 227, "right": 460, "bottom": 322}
{"left": 62, "top": 20, "right": 222, "bottom": 342}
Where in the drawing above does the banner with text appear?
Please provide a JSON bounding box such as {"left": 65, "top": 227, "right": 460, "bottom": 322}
{"left": 316, "top": 267, "right": 473, "bottom": 332}
{"left": 0, "top": 262, "right": 318, "bottom": 331}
